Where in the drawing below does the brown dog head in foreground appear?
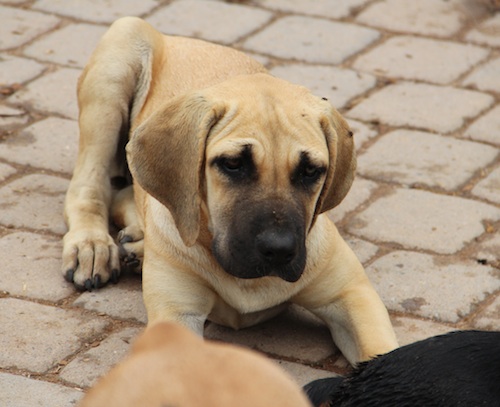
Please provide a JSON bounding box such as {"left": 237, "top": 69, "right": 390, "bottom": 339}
{"left": 63, "top": 17, "right": 398, "bottom": 365}
{"left": 79, "top": 322, "right": 312, "bottom": 407}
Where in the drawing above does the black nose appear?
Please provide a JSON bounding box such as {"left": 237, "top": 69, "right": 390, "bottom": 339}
{"left": 256, "top": 229, "right": 296, "bottom": 266}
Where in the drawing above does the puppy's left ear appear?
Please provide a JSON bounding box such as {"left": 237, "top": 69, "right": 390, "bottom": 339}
{"left": 127, "top": 93, "right": 227, "bottom": 246}
{"left": 316, "top": 107, "right": 356, "bottom": 214}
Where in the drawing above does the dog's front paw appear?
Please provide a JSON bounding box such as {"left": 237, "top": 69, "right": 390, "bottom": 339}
{"left": 62, "top": 229, "right": 120, "bottom": 291}
{"left": 118, "top": 226, "right": 144, "bottom": 272}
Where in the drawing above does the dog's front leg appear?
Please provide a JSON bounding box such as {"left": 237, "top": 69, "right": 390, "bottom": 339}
{"left": 63, "top": 17, "right": 160, "bottom": 290}
{"left": 309, "top": 279, "right": 398, "bottom": 365}
{"left": 142, "top": 243, "right": 217, "bottom": 334}
{"left": 294, "top": 229, "right": 398, "bottom": 365}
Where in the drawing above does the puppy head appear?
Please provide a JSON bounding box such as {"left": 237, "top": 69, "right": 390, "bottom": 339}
{"left": 78, "top": 322, "right": 312, "bottom": 407}
{"left": 128, "top": 73, "right": 355, "bottom": 281}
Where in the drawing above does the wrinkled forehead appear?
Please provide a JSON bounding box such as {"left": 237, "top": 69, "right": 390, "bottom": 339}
{"left": 205, "top": 78, "right": 330, "bottom": 163}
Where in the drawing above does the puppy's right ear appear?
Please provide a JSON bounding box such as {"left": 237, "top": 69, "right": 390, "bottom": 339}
{"left": 127, "top": 93, "right": 226, "bottom": 246}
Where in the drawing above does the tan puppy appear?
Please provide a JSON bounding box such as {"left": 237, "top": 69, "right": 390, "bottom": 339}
{"left": 63, "top": 17, "right": 398, "bottom": 364}
{"left": 78, "top": 322, "right": 312, "bottom": 407}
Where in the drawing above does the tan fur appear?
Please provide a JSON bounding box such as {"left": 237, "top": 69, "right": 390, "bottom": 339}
{"left": 78, "top": 322, "right": 312, "bottom": 407}
{"left": 63, "top": 17, "right": 398, "bottom": 365}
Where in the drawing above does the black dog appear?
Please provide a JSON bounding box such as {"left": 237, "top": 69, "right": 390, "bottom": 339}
{"left": 304, "top": 331, "right": 500, "bottom": 407}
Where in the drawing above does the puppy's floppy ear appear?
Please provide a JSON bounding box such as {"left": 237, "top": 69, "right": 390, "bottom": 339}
{"left": 315, "top": 106, "right": 356, "bottom": 214}
{"left": 127, "top": 93, "right": 226, "bottom": 246}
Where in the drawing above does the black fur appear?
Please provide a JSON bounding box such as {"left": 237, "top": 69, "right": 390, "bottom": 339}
{"left": 304, "top": 331, "right": 500, "bottom": 407}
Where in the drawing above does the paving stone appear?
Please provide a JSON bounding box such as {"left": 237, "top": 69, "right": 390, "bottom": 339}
{"left": 257, "top": 0, "right": 371, "bottom": 20}
{"left": 466, "top": 14, "right": 500, "bottom": 47}
{"left": 205, "top": 305, "right": 336, "bottom": 362}
{"left": 356, "top": 0, "right": 481, "bottom": 37}
{"left": 0, "top": 232, "right": 74, "bottom": 301}
{"left": 0, "top": 372, "right": 83, "bottom": 407}
{"left": 74, "top": 273, "right": 147, "bottom": 323}
{"left": 60, "top": 327, "right": 142, "bottom": 388}
{"left": 147, "top": 0, "right": 273, "bottom": 44}
{"left": 472, "top": 232, "right": 500, "bottom": 264}
{"left": 23, "top": 23, "right": 108, "bottom": 69}
{"left": 0, "top": 117, "right": 78, "bottom": 174}
{"left": 464, "top": 105, "right": 500, "bottom": 146}
{"left": 463, "top": 57, "right": 500, "bottom": 93}
{"left": 9, "top": 67, "right": 80, "bottom": 119}
{"left": 347, "top": 188, "right": 500, "bottom": 254}
{"left": 0, "top": 5, "right": 60, "bottom": 50}
{"left": 472, "top": 166, "right": 500, "bottom": 204}
{"left": 343, "top": 235, "right": 379, "bottom": 265}
{"left": 347, "top": 119, "right": 378, "bottom": 150}
{"left": 0, "top": 54, "right": 45, "bottom": 85}
{"left": 366, "top": 251, "right": 500, "bottom": 323}
{"left": 357, "top": 130, "right": 499, "bottom": 190}
{"left": 472, "top": 295, "right": 500, "bottom": 331}
{"left": 0, "top": 174, "right": 68, "bottom": 234}
{"left": 33, "top": 0, "right": 158, "bottom": 24}
{"left": 328, "top": 177, "right": 378, "bottom": 223}
{"left": 348, "top": 82, "right": 494, "bottom": 133}
{"left": 353, "top": 36, "right": 488, "bottom": 85}
{"left": 270, "top": 64, "right": 376, "bottom": 109}
{"left": 243, "top": 16, "right": 379, "bottom": 64}
{"left": 276, "top": 360, "right": 334, "bottom": 386}
{"left": 0, "top": 105, "right": 29, "bottom": 128}
{"left": 391, "top": 315, "right": 454, "bottom": 346}
{"left": 0, "top": 298, "right": 108, "bottom": 373}
{"left": 0, "top": 162, "right": 16, "bottom": 182}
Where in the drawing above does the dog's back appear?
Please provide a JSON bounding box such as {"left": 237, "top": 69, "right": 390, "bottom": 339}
{"left": 304, "top": 330, "right": 500, "bottom": 407}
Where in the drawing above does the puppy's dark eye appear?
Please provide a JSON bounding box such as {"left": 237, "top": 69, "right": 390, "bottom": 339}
{"left": 220, "top": 157, "right": 243, "bottom": 172}
{"left": 212, "top": 146, "right": 256, "bottom": 183}
{"left": 303, "top": 164, "right": 320, "bottom": 180}
{"left": 292, "top": 152, "right": 326, "bottom": 190}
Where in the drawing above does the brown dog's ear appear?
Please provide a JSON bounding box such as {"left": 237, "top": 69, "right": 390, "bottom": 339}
{"left": 127, "top": 93, "right": 226, "bottom": 246}
{"left": 316, "top": 107, "right": 356, "bottom": 214}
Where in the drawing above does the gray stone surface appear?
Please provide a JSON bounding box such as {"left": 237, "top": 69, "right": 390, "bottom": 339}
{"left": 147, "top": 0, "right": 273, "bottom": 44}
{"left": 271, "top": 64, "right": 376, "bottom": 109}
{"left": 391, "top": 316, "right": 454, "bottom": 347}
{"left": 23, "top": 23, "right": 108, "bottom": 69}
{"left": 0, "top": 54, "right": 45, "bottom": 86}
{"left": 464, "top": 105, "right": 500, "bottom": 146}
{"left": 347, "top": 188, "right": 500, "bottom": 254}
{"left": 472, "top": 295, "right": 500, "bottom": 331}
{"left": 205, "top": 305, "right": 336, "bottom": 362}
{"left": 258, "top": 0, "right": 371, "bottom": 19}
{"left": 33, "top": 0, "right": 159, "bottom": 24}
{"left": 472, "top": 166, "right": 500, "bottom": 204}
{"left": 0, "top": 232, "right": 74, "bottom": 301}
{"left": 353, "top": 36, "right": 488, "bottom": 84}
{"left": 74, "top": 274, "right": 147, "bottom": 323}
{"left": 348, "top": 82, "right": 494, "bottom": 133}
{"left": 328, "top": 177, "right": 378, "bottom": 222}
{"left": 463, "top": 57, "right": 500, "bottom": 93}
{"left": 466, "top": 14, "right": 500, "bottom": 47}
{"left": 1, "top": 0, "right": 499, "bottom": 401}
{"left": 367, "top": 251, "right": 500, "bottom": 323}
{"left": 0, "top": 298, "right": 108, "bottom": 372}
{"left": 276, "top": 360, "right": 334, "bottom": 386}
{"left": 60, "top": 327, "right": 142, "bottom": 387}
{"left": 357, "top": 130, "right": 499, "bottom": 190}
{"left": 243, "top": 16, "right": 380, "bottom": 64}
{"left": 357, "top": 0, "right": 481, "bottom": 37}
{"left": 0, "top": 174, "right": 68, "bottom": 234}
{"left": 9, "top": 67, "right": 81, "bottom": 119}
{"left": 0, "top": 117, "right": 78, "bottom": 173}
{"left": 0, "top": 372, "right": 83, "bottom": 407}
{"left": 0, "top": 5, "right": 60, "bottom": 50}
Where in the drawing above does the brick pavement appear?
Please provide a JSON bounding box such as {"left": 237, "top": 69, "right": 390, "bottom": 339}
{"left": 0, "top": 0, "right": 499, "bottom": 405}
